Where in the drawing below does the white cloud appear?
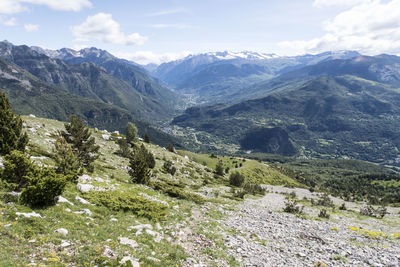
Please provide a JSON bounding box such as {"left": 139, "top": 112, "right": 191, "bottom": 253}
{"left": 150, "top": 24, "right": 192, "bottom": 29}
{"left": 24, "top": 23, "right": 39, "bottom": 32}
{"left": 0, "top": 0, "right": 91, "bottom": 14}
{"left": 0, "top": 1, "right": 26, "bottom": 14}
{"left": 280, "top": 0, "right": 400, "bottom": 55}
{"left": 313, "top": 0, "right": 372, "bottom": 7}
{"left": 114, "top": 50, "right": 192, "bottom": 65}
{"left": 145, "top": 8, "right": 188, "bottom": 17}
{"left": 71, "top": 13, "right": 147, "bottom": 46}
{"left": 0, "top": 16, "right": 17, "bottom": 26}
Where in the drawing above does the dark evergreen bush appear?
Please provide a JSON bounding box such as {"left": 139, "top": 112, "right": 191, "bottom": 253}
{"left": 163, "top": 160, "right": 177, "bottom": 175}
{"left": 0, "top": 91, "right": 28, "bottom": 155}
{"left": 229, "top": 171, "right": 245, "bottom": 187}
{"left": 1, "top": 150, "right": 35, "bottom": 190}
{"left": 21, "top": 168, "right": 67, "bottom": 207}
{"left": 215, "top": 160, "right": 224, "bottom": 176}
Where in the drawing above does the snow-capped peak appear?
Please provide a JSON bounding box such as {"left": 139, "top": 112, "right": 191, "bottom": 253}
{"left": 208, "top": 51, "right": 279, "bottom": 60}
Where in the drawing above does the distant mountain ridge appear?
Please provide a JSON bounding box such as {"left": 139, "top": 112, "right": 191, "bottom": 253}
{"left": 152, "top": 50, "right": 361, "bottom": 104}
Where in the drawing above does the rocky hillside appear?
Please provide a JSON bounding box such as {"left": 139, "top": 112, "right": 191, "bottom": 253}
{"left": 0, "top": 116, "right": 399, "bottom": 266}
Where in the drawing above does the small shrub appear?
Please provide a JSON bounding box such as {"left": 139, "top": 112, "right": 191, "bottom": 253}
{"left": 244, "top": 183, "right": 266, "bottom": 196}
{"left": 314, "top": 193, "right": 334, "bottom": 207}
{"left": 84, "top": 190, "right": 168, "bottom": 221}
{"left": 163, "top": 160, "right": 176, "bottom": 175}
{"left": 318, "top": 209, "right": 330, "bottom": 219}
{"left": 152, "top": 182, "right": 205, "bottom": 204}
{"left": 360, "top": 205, "right": 387, "bottom": 218}
{"left": 229, "top": 171, "right": 245, "bottom": 187}
{"left": 1, "top": 150, "right": 35, "bottom": 190}
{"left": 283, "top": 199, "right": 303, "bottom": 214}
{"left": 215, "top": 160, "right": 224, "bottom": 176}
{"left": 225, "top": 166, "right": 230, "bottom": 174}
{"left": 21, "top": 168, "right": 67, "bottom": 207}
{"left": 233, "top": 189, "right": 246, "bottom": 199}
{"left": 339, "top": 203, "right": 347, "bottom": 210}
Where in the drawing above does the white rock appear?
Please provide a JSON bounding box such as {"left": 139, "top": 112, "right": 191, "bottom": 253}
{"left": 75, "top": 196, "right": 93, "bottom": 205}
{"left": 102, "top": 134, "right": 111, "bottom": 141}
{"left": 110, "top": 218, "right": 118, "bottom": 222}
{"left": 29, "top": 114, "right": 36, "bottom": 118}
{"left": 16, "top": 211, "right": 42, "bottom": 218}
{"left": 128, "top": 224, "right": 153, "bottom": 231}
{"left": 77, "top": 183, "right": 94, "bottom": 192}
{"left": 29, "top": 128, "right": 36, "bottom": 133}
{"left": 119, "top": 256, "right": 139, "bottom": 267}
{"left": 155, "top": 223, "right": 162, "bottom": 230}
{"left": 78, "top": 174, "right": 93, "bottom": 183}
{"left": 74, "top": 209, "right": 92, "bottom": 216}
{"left": 56, "top": 196, "right": 74, "bottom": 206}
{"left": 113, "top": 131, "right": 120, "bottom": 135}
{"left": 54, "top": 228, "right": 68, "bottom": 236}
{"left": 65, "top": 208, "right": 71, "bottom": 212}
{"left": 118, "top": 237, "right": 138, "bottom": 249}
{"left": 61, "top": 240, "right": 71, "bottom": 247}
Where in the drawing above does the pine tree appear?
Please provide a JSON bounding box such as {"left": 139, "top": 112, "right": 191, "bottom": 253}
{"left": 0, "top": 91, "right": 28, "bottom": 155}
{"left": 53, "top": 133, "right": 82, "bottom": 183}
{"left": 168, "top": 142, "right": 175, "bottom": 153}
{"left": 126, "top": 122, "right": 138, "bottom": 145}
{"left": 129, "top": 146, "right": 151, "bottom": 185}
{"left": 140, "top": 144, "right": 155, "bottom": 169}
{"left": 61, "top": 115, "right": 99, "bottom": 172}
{"left": 144, "top": 131, "right": 150, "bottom": 143}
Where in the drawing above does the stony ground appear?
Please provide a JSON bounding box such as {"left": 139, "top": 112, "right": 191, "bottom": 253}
{"left": 217, "top": 186, "right": 400, "bottom": 267}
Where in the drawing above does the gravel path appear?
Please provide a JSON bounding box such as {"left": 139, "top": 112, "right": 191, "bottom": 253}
{"left": 222, "top": 186, "right": 400, "bottom": 267}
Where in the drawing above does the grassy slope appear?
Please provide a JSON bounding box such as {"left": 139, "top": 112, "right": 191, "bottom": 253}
{"left": 0, "top": 116, "right": 299, "bottom": 266}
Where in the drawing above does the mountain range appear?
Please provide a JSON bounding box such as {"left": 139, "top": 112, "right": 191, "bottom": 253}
{"left": 0, "top": 41, "right": 180, "bottom": 147}
{"left": 172, "top": 55, "right": 400, "bottom": 165}
{"left": 152, "top": 50, "right": 360, "bottom": 104}
{"left": 2, "top": 40, "right": 400, "bottom": 165}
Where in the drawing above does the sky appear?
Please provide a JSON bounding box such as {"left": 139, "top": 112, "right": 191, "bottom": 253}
{"left": 0, "top": 0, "right": 399, "bottom": 64}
